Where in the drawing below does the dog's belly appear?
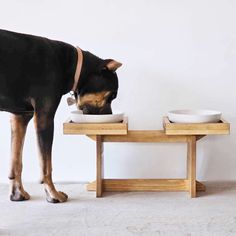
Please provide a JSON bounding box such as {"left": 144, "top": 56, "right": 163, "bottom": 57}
{"left": 0, "top": 70, "right": 33, "bottom": 113}
{"left": 0, "top": 95, "right": 33, "bottom": 113}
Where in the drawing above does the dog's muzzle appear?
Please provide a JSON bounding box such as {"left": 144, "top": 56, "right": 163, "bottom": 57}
{"left": 82, "top": 104, "right": 112, "bottom": 115}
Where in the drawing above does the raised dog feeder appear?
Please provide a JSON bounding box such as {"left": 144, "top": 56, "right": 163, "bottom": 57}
{"left": 63, "top": 111, "right": 230, "bottom": 198}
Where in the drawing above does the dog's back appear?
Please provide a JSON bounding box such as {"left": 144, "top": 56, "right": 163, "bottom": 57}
{"left": 0, "top": 29, "right": 77, "bottom": 113}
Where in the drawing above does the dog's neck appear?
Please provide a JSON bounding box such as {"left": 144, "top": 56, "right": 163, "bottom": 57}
{"left": 71, "top": 47, "right": 83, "bottom": 92}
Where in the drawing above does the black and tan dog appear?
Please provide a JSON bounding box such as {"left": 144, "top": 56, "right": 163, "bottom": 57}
{"left": 0, "top": 29, "right": 122, "bottom": 203}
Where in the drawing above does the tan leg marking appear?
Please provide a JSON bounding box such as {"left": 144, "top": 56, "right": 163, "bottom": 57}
{"left": 34, "top": 112, "right": 68, "bottom": 203}
{"left": 42, "top": 159, "right": 68, "bottom": 203}
{"left": 9, "top": 113, "right": 33, "bottom": 201}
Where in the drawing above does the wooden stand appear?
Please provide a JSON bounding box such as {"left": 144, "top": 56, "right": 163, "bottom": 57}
{"left": 86, "top": 132, "right": 203, "bottom": 198}
{"left": 63, "top": 117, "right": 230, "bottom": 198}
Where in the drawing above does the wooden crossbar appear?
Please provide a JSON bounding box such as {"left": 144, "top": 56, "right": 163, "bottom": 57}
{"left": 87, "top": 179, "right": 206, "bottom": 192}
{"left": 87, "top": 130, "right": 188, "bottom": 142}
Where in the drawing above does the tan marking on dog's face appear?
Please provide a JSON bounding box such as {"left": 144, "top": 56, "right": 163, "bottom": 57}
{"left": 77, "top": 91, "right": 111, "bottom": 109}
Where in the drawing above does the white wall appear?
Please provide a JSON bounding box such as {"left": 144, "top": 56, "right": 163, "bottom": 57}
{"left": 0, "top": 0, "right": 236, "bottom": 183}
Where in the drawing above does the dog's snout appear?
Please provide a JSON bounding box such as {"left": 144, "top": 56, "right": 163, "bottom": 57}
{"left": 81, "top": 104, "right": 99, "bottom": 114}
{"left": 81, "top": 104, "right": 112, "bottom": 115}
{"left": 82, "top": 106, "right": 90, "bottom": 114}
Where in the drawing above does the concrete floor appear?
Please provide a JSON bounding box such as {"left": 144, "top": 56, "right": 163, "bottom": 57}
{"left": 1, "top": 182, "right": 236, "bottom": 236}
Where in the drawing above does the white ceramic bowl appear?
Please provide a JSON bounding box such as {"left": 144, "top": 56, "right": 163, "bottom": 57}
{"left": 168, "top": 109, "right": 222, "bottom": 123}
{"left": 70, "top": 110, "right": 124, "bottom": 123}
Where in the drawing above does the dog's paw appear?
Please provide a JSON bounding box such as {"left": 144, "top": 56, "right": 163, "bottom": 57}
{"left": 45, "top": 190, "right": 68, "bottom": 203}
{"left": 10, "top": 190, "right": 30, "bottom": 201}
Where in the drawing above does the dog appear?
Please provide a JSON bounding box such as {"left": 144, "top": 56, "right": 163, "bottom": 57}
{"left": 0, "top": 29, "right": 122, "bottom": 203}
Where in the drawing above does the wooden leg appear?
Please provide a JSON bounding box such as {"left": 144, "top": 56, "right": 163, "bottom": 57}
{"left": 186, "top": 139, "right": 190, "bottom": 180}
{"left": 187, "top": 136, "right": 197, "bottom": 198}
{"left": 96, "top": 135, "right": 104, "bottom": 197}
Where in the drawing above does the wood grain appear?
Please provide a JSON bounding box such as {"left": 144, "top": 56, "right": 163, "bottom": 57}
{"left": 87, "top": 179, "right": 206, "bottom": 192}
{"left": 163, "top": 116, "right": 230, "bottom": 135}
{"left": 63, "top": 117, "right": 128, "bottom": 135}
{"left": 96, "top": 130, "right": 188, "bottom": 143}
{"left": 96, "top": 135, "right": 104, "bottom": 197}
{"left": 188, "top": 136, "right": 197, "bottom": 198}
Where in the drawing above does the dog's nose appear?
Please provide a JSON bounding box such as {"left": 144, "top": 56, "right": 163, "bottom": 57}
{"left": 82, "top": 104, "right": 100, "bottom": 114}
{"left": 82, "top": 106, "right": 90, "bottom": 114}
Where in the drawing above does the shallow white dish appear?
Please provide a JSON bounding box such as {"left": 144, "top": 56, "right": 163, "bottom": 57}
{"left": 70, "top": 110, "right": 124, "bottom": 123}
{"left": 168, "top": 109, "right": 222, "bottom": 123}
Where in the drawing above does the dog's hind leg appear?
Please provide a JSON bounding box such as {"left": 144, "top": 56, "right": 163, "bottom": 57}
{"left": 34, "top": 109, "right": 68, "bottom": 203}
{"left": 9, "top": 113, "right": 33, "bottom": 201}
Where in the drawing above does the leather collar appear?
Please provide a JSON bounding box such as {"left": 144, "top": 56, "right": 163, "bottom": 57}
{"left": 71, "top": 47, "right": 83, "bottom": 92}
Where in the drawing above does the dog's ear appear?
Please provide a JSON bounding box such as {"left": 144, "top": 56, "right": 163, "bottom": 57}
{"left": 102, "top": 59, "right": 122, "bottom": 72}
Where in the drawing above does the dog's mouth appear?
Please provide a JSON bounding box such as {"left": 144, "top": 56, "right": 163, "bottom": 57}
{"left": 80, "top": 104, "right": 112, "bottom": 115}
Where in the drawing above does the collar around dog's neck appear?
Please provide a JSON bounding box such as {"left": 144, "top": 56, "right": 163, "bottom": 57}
{"left": 72, "top": 47, "right": 83, "bottom": 92}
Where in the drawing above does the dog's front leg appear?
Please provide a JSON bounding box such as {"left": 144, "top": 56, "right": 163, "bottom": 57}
{"left": 34, "top": 112, "right": 68, "bottom": 203}
{"left": 9, "top": 113, "right": 33, "bottom": 201}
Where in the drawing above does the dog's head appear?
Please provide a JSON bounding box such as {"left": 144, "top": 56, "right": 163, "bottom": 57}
{"left": 76, "top": 52, "right": 122, "bottom": 114}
